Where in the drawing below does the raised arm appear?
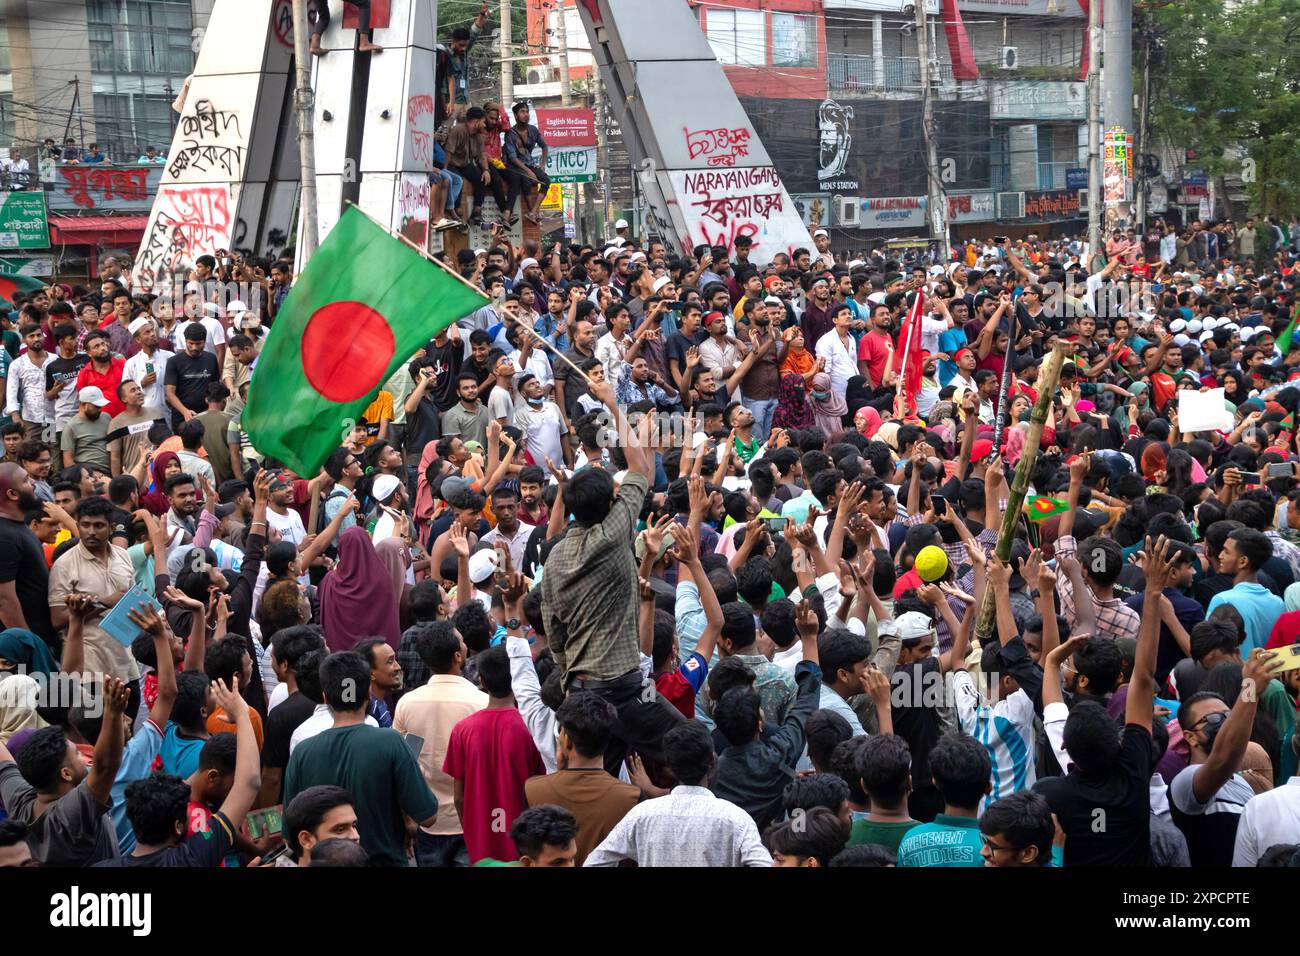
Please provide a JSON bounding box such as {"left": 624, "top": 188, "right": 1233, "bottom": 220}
{"left": 212, "top": 677, "right": 261, "bottom": 828}
{"left": 85, "top": 677, "right": 130, "bottom": 805}
{"left": 673, "top": 522, "right": 722, "bottom": 663}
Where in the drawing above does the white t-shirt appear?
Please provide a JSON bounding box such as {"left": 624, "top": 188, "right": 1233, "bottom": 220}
{"left": 266, "top": 506, "right": 310, "bottom": 585}
{"left": 122, "top": 347, "right": 172, "bottom": 412}
{"left": 487, "top": 385, "right": 515, "bottom": 423}
{"left": 513, "top": 400, "right": 565, "bottom": 469}
{"left": 289, "top": 704, "right": 379, "bottom": 754}
{"left": 173, "top": 316, "right": 227, "bottom": 356}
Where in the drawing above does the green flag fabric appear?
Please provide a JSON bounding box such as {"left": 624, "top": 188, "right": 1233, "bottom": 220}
{"left": 1274, "top": 301, "right": 1300, "bottom": 354}
{"left": 244, "top": 207, "right": 487, "bottom": 476}
{"left": 1025, "top": 495, "right": 1069, "bottom": 522}
{"left": 0, "top": 273, "right": 49, "bottom": 309}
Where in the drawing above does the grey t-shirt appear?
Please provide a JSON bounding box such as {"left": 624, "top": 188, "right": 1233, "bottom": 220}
{"left": 60, "top": 413, "right": 111, "bottom": 472}
{"left": 0, "top": 761, "right": 120, "bottom": 865}
{"left": 439, "top": 402, "right": 490, "bottom": 449}
{"left": 487, "top": 385, "right": 515, "bottom": 424}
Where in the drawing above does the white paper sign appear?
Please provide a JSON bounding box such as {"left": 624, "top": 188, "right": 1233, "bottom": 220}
{"left": 1178, "top": 387, "right": 1234, "bottom": 434}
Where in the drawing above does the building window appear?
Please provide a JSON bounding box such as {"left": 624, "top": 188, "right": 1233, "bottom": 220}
{"left": 771, "top": 13, "right": 815, "bottom": 68}
{"left": 705, "top": 8, "right": 766, "bottom": 67}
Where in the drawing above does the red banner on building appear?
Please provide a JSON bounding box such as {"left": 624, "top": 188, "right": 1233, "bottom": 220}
{"left": 536, "top": 108, "right": 596, "bottom": 147}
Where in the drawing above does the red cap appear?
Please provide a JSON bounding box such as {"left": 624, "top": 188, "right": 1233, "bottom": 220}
{"left": 971, "top": 439, "right": 994, "bottom": 461}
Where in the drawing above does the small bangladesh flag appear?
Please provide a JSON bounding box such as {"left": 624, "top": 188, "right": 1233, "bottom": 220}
{"left": 1282, "top": 413, "right": 1295, "bottom": 431}
{"left": 244, "top": 207, "right": 487, "bottom": 476}
{"left": 0, "top": 272, "right": 49, "bottom": 309}
{"left": 1025, "top": 495, "right": 1069, "bottom": 522}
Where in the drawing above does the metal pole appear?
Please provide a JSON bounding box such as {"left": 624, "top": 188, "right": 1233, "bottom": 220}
{"left": 1086, "top": 0, "right": 1102, "bottom": 268}
{"left": 555, "top": 2, "right": 573, "bottom": 107}
{"left": 974, "top": 341, "right": 1070, "bottom": 643}
{"left": 291, "top": 0, "right": 319, "bottom": 261}
{"left": 593, "top": 70, "right": 609, "bottom": 232}
{"left": 1134, "top": 23, "right": 1151, "bottom": 231}
{"left": 915, "top": 0, "right": 947, "bottom": 258}
{"left": 500, "top": 0, "right": 513, "bottom": 108}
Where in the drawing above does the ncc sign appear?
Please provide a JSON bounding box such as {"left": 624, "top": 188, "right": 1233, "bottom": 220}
{"left": 545, "top": 147, "right": 597, "bottom": 183}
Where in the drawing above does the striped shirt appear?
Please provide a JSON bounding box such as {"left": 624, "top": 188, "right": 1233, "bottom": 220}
{"left": 950, "top": 669, "right": 1037, "bottom": 813}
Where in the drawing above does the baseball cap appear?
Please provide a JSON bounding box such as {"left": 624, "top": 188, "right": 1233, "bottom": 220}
{"left": 970, "top": 438, "right": 994, "bottom": 461}
{"left": 813, "top": 228, "right": 829, "bottom": 238}
{"left": 214, "top": 503, "right": 237, "bottom": 521}
{"left": 77, "top": 386, "right": 109, "bottom": 407}
{"left": 468, "top": 548, "right": 499, "bottom": 584}
{"left": 896, "top": 611, "right": 937, "bottom": 643}
{"left": 915, "top": 545, "right": 948, "bottom": 583}
{"left": 127, "top": 317, "right": 153, "bottom": 337}
{"left": 634, "top": 529, "right": 673, "bottom": 563}
{"left": 440, "top": 475, "right": 475, "bottom": 502}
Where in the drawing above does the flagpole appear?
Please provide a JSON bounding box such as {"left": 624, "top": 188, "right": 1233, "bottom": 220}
{"left": 973, "top": 340, "right": 1069, "bottom": 645}
{"left": 342, "top": 199, "right": 596, "bottom": 390}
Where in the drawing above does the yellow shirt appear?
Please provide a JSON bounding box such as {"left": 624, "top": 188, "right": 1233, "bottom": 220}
{"left": 361, "top": 391, "right": 394, "bottom": 445}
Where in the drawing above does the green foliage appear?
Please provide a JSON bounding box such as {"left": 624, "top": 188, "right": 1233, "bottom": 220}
{"left": 1150, "top": 0, "right": 1300, "bottom": 217}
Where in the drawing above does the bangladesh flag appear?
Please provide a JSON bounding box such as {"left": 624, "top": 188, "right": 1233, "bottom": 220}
{"left": 0, "top": 273, "right": 49, "bottom": 309}
{"left": 1275, "top": 301, "right": 1300, "bottom": 354}
{"left": 243, "top": 207, "right": 487, "bottom": 476}
{"left": 1025, "top": 495, "right": 1069, "bottom": 522}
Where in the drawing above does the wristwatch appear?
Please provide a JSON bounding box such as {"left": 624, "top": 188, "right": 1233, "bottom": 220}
{"left": 505, "top": 618, "right": 521, "bottom": 630}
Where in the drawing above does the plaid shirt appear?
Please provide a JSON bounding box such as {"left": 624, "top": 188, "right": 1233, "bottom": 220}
{"left": 396, "top": 623, "right": 431, "bottom": 692}
{"left": 541, "top": 471, "right": 649, "bottom": 683}
{"left": 1053, "top": 535, "right": 1141, "bottom": 640}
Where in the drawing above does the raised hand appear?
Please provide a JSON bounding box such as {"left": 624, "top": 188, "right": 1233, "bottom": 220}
{"left": 210, "top": 675, "right": 247, "bottom": 721}
{"left": 127, "top": 601, "right": 170, "bottom": 636}
{"left": 794, "top": 598, "right": 819, "bottom": 642}
{"left": 447, "top": 521, "right": 471, "bottom": 559}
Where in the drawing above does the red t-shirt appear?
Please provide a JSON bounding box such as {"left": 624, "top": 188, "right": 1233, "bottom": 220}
{"left": 442, "top": 708, "right": 546, "bottom": 864}
{"left": 856, "top": 331, "right": 893, "bottom": 386}
{"left": 74, "top": 357, "right": 126, "bottom": 417}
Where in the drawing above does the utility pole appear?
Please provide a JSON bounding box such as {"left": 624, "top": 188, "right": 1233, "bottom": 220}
{"left": 1103, "top": 0, "right": 1133, "bottom": 226}
{"left": 555, "top": 2, "right": 573, "bottom": 107}
{"left": 593, "top": 69, "right": 609, "bottom": 234}
{"left": 291, "top": 0, "right": 319, "bottom": 261}
{"left": 1086, "top": 0, "right": 1102, "bottom": 268}
{"left": 915, "top": 0, "right": 947, "bottom": 258}
{"left": 1134, "top": 21, "right": 1152, "bottom": 230}
{"left": 500, "top": 0, "right": 513, "bottom": 107}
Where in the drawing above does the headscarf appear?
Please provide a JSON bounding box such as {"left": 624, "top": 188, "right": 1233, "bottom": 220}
{"left": 772, "top": 372, "right": 814, "bottom": 431}
{"left": 1003, "top": 424, "right": 1029, "bottom": 467}
{"left": 0, "top": 628, "right": 57, "bottom": 677}
{"left": 875, "top": 422, "right": 901, "bottom": 452}
{"left": 844, "top": 375, "right": 874, "bottom": 417}
{"left": 1140, "top": 443, "right": 1167, "bottom": 482}
{"left": 854, "top": 406, "right": 883, "bottom": 439}
{"left": 809, "top": 372, "right": 848, "bottom": 436}
{"left": 318, "top": 526, "right": 402, "bottom": 652}
{"left": 0, "top": 672, "right": 46, "bottom": 744}
{"left": 140, "top": 450, "right": 180, "bottom": 516}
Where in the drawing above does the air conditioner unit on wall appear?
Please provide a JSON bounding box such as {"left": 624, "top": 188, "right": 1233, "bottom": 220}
{"left": 836, "top": 196, "right": 860, "bottom": 227}
{"left": 1001, "top": 46, "right": 1019, "bottom": 70}
{"left": 998, "top": 191, "right": 1026, "bottom": 219}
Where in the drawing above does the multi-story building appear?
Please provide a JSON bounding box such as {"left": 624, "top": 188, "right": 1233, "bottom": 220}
{"left": 1, "top": 0, "right": 212, "bottom": 161}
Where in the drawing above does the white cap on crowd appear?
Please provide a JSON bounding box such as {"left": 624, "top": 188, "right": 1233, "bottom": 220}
{"left": 127, "top": 317, "right": 153, "bottom": 337}
{"left": 1169, "top": 318, "right": 1187, "bottom": 333}
{"left": 1173, "top": 333, "right": 1191, "bottom": 347}
{"left": 615, "top": 218, "right": 629, "bottom": 230}
{"left": 813, "top": 228, "right": 829, "bottom": 238}
{"left": 651, "top": 275, "right": 672, "bottom": 294}
{"left": 1199, "top": 330, "right": 1216, "bottom": 344}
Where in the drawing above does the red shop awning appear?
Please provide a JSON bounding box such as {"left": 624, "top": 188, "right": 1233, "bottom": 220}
{"left": 49, "top": 214, "right": 150, "bottom": 246}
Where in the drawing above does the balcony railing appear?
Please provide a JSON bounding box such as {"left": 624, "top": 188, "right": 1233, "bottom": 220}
{"left": 827, "top": 52, "right": 955, "bottom": 94}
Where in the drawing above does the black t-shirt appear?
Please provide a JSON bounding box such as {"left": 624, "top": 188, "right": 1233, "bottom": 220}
{"left": 45, "top": 354, "right": 89, "bottom": 404}
{"left": 94, "top": 810, "right": 235, "bottom": 867}
{"left": 163, "top": 351, "right": 220, "bottom": 422}
{"left": 0, "top": 515, "right": 54, "bottom": 643}
{"left": 890, "top": 657, "right": 944, "bottom": 794}
{"left": 1033, "top": 723, "right": 1154, "bottom": 866}
{"left": 419, "top": 340, "right": 464, "bottom": 413}
{"left": 262, "top": 692, "right": 316, "bottom": 800}
{"left": 665, "top": 330, "right": 704, "bottom": 379}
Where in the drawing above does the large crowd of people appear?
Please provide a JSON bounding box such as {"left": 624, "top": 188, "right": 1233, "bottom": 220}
{"left": 6, "top": 88, "right": 1300, "bottom": 869}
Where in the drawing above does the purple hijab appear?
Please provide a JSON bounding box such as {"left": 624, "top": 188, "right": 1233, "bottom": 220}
{"left": 319, "top": 527, "right": 402, "bottom": 652}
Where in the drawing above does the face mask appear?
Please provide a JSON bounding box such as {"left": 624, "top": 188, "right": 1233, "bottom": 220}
{"left": 526, "top": 395, "right": 544, "bottom": 406}
{"left": 811, "top": 390, "right": 830, "bottom": 401}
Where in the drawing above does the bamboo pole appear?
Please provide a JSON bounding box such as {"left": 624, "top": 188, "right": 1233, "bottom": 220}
{"left": 973, "top": 340, "right": 1070, "bottom": 644}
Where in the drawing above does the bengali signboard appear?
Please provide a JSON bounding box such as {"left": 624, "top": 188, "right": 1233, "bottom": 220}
{"left": 946, "top": 192, "right": 995, "bottom": 224}
{"left": 1065, "top": 167, "right": 1088, "bottom": 190}
{"left": 545, "top": 146, "right": 597, "bottom": 183}
{"left": 51, "top": 164, "right": 164, "bottom": 212}
{"left": 860, "top": 196, "right": 927, "bottom": 229}
{"left": 1103, "top": 127, "right": 1132, "bottom": 206}
{"left": 535, "top": 108, "right": 596, "bottom": 148}
{"left": 990, "top": 81, "right": 1086, "bottom": 122}
{"left": 0, "top": 192, "right": 50, "bottom": 250}
{"left": 1024, "top": 189, "right": 1082, "bottom": 220}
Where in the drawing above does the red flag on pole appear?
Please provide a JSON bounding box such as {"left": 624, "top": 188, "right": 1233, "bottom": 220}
{"left": 898, "top": 287, "right": 927, "bottom": 416}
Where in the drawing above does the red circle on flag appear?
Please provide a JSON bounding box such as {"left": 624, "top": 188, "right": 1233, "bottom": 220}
{"left": 301, "top": 301, "right": 395, "bottom": 403}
